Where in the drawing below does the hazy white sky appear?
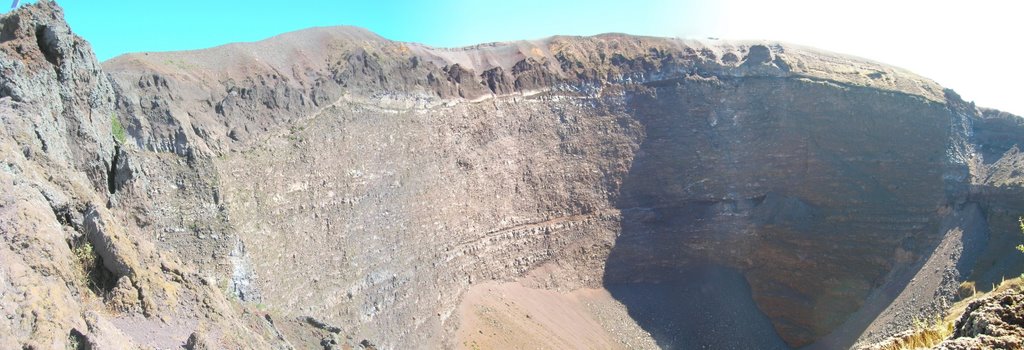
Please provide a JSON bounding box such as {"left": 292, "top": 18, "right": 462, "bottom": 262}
{"left": 704, "top": 0, "right": 1022, "bottom": 115}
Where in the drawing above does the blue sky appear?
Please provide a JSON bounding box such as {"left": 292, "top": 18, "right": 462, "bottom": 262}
{"left": 49, "top": 0, "right": 716, "bottom": 61}
{"left": 5, "top": 1, "right": 1023, "bottom": 115}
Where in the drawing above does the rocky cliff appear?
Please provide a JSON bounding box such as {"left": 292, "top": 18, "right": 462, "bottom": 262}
{"left": 0, "top": 2, "right": 372, "bottom": 349}
{"left": 3, "top": 1, "right": 1024, "bottom": 349}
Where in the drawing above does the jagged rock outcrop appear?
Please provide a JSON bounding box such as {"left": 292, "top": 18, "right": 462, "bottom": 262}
{"left": 934, "top": 288, "right": 1024, "bottom": 349}
{"left": 4, "top": 1, "right": 1024, "bottom": 349}
{"left": 0, "top": 2, "right": 372, "bottom": 348}
{"left": 863, "top": 287, "right": 1024, "bottom": 349}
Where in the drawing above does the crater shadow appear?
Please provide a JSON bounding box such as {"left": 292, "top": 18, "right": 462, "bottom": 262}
{"left": 601, "top": 81, "right": 794, "bottom": 349}
{"left": 605, "top": 265, "right": 790, "bottom": 350}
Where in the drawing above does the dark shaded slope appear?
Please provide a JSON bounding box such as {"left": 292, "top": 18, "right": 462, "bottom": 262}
{"left": 603, "top": 71, "right": 965, "bottom": 347}
{"left": 606, "top": 266, "right": 789, "bottom": 350}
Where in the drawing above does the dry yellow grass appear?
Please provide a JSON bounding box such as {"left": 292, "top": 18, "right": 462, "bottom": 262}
{"left": 957, "top": 281, "right": 976, "bottom": 300}
{"left": 874, "top": 323, "right": 953, "bottom": 350}
{"left": 946, "top": 276, "right": 1024, "bottom": 323}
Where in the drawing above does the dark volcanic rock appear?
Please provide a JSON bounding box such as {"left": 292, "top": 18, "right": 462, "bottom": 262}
{"left": 744, "top": 44, "right": 774, "bottom": 63}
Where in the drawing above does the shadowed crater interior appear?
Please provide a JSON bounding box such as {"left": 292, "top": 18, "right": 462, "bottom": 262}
{"left": 605, "top": 265, "right": 790, "bottom": 349}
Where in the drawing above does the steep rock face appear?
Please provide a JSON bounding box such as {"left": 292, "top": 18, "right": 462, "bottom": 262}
{"left": 0, "top": 2, "right": 366, "bottom": 348}
{"left": 605, "top": 77, "right": 961, "bottom": 347}
{"left": 3, "top": 1, "right": 1023, "bottom": 349}
{"left": 0, "top": 0, "right": 116, "bottom": 192}
{"left": 99, "top": 24, "right": 1013, "bottom": 349}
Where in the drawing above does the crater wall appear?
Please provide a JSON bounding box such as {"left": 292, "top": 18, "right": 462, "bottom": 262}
{"left": 2, "top": 2, "right": 1021, "bottom": 349}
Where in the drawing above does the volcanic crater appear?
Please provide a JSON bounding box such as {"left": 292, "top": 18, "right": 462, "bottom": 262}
{"left": 2, "top": 2, "right": 1024, "bottom": 349}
